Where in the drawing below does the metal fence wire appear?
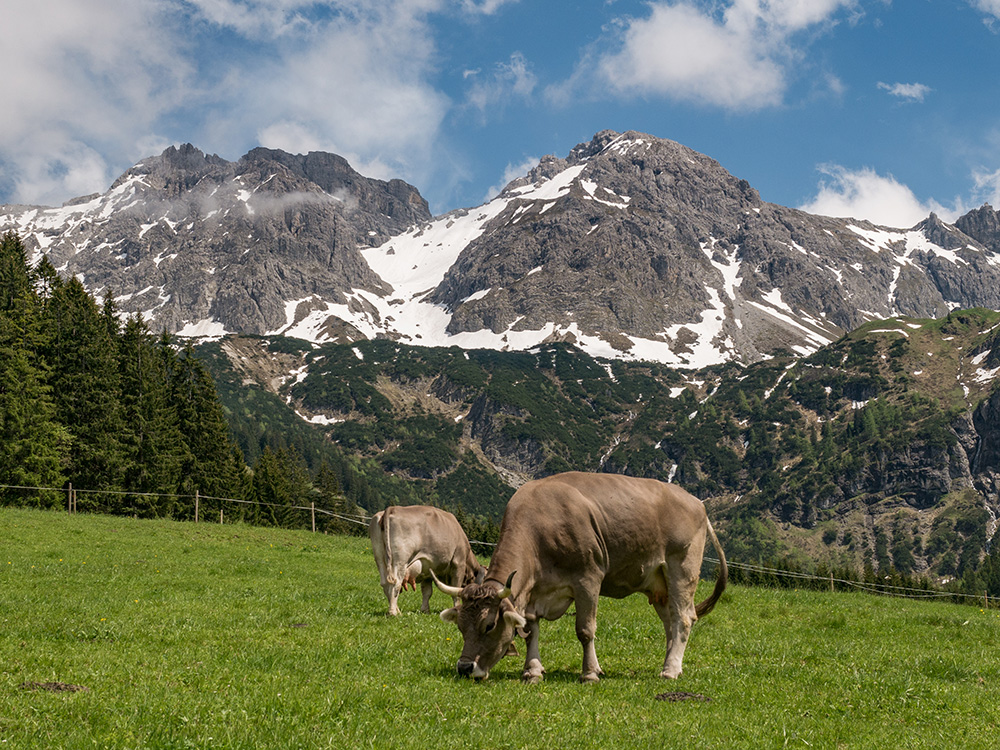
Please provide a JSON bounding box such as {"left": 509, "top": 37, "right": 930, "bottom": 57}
{"left": 0, "top": 482, "right": 992, "bottom": 606}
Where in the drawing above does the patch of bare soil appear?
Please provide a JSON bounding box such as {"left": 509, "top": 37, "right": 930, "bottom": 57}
{"left": 19, "top": 681, "right": 89, "bottom": 693}
{"left": 655, "top": 691, "right": 711, "bottom": 703}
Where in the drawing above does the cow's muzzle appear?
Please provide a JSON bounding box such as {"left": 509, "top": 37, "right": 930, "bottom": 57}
{"left": 457, "top": 659, "right": 476, "bottom": 678}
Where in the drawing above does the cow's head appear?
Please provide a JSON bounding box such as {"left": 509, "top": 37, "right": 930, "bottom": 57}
{"left": 435, "top": 571, "right": 526, "bottom": 679}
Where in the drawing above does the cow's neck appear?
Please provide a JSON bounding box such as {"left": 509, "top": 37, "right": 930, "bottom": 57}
{"left": 484, "top": 546, "right": 536, "bottom": 606}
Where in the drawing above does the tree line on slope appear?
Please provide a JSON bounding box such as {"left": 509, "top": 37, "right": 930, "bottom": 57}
{"left": 0, "top": 231, "right": 357, "bottom": 531}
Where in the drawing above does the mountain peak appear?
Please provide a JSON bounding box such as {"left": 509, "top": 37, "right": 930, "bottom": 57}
{"left": 5, "top": 130, "right": 1000, "bottom": 367}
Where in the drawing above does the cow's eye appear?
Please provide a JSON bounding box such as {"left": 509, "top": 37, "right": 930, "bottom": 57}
{"left": 484, "top": 620, "right": 496, "bottom": 634}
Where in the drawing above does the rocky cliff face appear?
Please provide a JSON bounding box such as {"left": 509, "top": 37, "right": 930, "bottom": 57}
{"left": 1, "top": 144, "right": 430, "bottom": 336}
{"left": 5, "top": 131, "right": 1000, "bottom": 368}
{"left": 425, "top": 131, "right": 1000, "bottom": 365}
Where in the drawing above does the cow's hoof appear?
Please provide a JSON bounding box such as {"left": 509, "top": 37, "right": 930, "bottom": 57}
{"left": 579, "top": 673, "right": 601, "bottom": 684}
{"left": 659, "top": 669, "right": 682, "bottom": 680}
{"left": 522, "top": 672, "right": 543, "bottom": 684}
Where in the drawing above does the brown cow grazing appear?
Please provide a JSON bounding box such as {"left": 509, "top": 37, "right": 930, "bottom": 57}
{"left": 434, "top": 472, "right": 727, "bottom": 682}
{"left": 369, "top": 505, "right": 484, "bottom": 616}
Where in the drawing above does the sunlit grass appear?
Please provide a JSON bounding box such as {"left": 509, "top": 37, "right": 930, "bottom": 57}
{"left": 2, "top": 507, "right": 1000, "bottom": 748}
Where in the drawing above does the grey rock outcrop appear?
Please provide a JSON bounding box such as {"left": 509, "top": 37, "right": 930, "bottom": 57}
{"left": 5, "top": 131, "right": 1000, "bottom": 367}
{"left": 1, "top": 144, "right": 430, "bottom": 336}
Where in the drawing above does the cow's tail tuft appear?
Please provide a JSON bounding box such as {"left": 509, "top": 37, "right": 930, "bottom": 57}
{"left": 695, "top": 517, "right": 727, "bottom": 619}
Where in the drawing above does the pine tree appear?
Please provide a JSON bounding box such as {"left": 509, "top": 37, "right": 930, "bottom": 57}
{"left": 118, "top": 315, "right": 185, "bottom": 516}
{"left": 42, "top": 277, "right": 127, "bottom": 507}
{"left": 251, "top": 446, "right": 312, "bottom": 528}
{"left": 169, "top": 342, "right": 243, "bottom": 515}
{"left": 0, "top": 233, "right": 69, "bottom": 507}
{"left": 315, "top": 461, "right": 353, "bottom": 534}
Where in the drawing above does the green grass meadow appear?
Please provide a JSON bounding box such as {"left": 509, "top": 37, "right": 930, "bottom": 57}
{"left": 2, "top": 507, "right": 1000, "bottom": 749}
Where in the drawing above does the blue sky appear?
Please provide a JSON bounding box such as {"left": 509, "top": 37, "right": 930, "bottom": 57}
{"left": 4, "top": 1, "right": 1000, "bottom": 228}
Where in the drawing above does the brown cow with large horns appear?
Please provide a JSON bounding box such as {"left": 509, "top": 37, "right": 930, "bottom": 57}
{"left": 369, "top": 505, "right": 483, "bottom": 616}
{"left": 433, "top": 472, "right": 727, "bottom": 682}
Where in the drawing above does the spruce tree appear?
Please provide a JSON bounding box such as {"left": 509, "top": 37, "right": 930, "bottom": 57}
{"left": 251, "top": 446, "right": 313, "bottom": 528}
{"left": 41, "top": 277, "right": 126, "bottom": 508}
{"left": 169, "top": 342, "right": 243, "bottom": 515}
{"left": 118, "top": 315, "right": 185, "bottom": 516}
{"left": 0, "top": 233, "right": 69, "bottom": 507}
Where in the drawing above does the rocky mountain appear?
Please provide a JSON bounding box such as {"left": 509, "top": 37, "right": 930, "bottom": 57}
{"left": 0, "top": 144, "right": 429, "bottom": 337}
{"left": 5, "top": 130, "right": 1000, "bottom": 367}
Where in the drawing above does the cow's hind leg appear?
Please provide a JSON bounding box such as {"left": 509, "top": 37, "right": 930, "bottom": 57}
{"left": 575, "top": 587, "right": 604, "bottom": 683}
{"left": 383, "top": 578, "right": 403, "bottom": 616}
{"left": 653, "top": 559, "right": 699, "bottom": 679}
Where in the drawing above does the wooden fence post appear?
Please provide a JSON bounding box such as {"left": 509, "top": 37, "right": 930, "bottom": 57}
{"left": 311, "top": 502, "right": 316, "bottom": 533}
{"left": 195, "top": 490, "right": 200, "bottom": 523}
{"left": 67, "top": 483, "right": 73, "bottom": 514}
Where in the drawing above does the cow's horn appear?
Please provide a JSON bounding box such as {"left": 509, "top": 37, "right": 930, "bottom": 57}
{"left": 498, "top": 571, "right": 516, "bottom": 600}
{"left": 429, "top": 569, "right": 464, "bottom": 599}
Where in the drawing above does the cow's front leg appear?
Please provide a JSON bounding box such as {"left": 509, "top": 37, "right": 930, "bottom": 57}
{"left": 521, "top": 619, "right": 544, "bottom": 684}
{"left": 575, "top": 590, "right": 603, "bottom": 683}
{"left": 420, "top": 580, "right": 434, "bottom": 613}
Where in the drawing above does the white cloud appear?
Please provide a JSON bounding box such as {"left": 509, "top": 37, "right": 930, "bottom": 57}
{"left": 0, "top": 0, "right": 459, "bottom": 207}
{"left": 594, "top": 0, "right": 856, "bottom": 110}
{"left": 974, "top": 0, "right": 1000, "bottom": 21}
{"left": 0, "top": 0, "right": 192, "bottom": 204}
{"left": 800, "top": 165, "right": 953, "bottom": 228}
{"left": 465, "top": 53, "right": 537, "bottom": 115}
{"left": 461, "top": 0, "right": 519, "bottom": 14}
{"left": 252, "top": 4, "right": 449, "bottom": 163}
{"left": 878, "top": 81, "right": 932, "bottom": 102}
{"left": 483, "top": 156, "right": 539, "bottom": 202}
{"left": 973, "top": 167, "right": 1000, "bottom": 208}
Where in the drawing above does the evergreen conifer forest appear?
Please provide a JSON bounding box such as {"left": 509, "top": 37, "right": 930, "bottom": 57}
{"left": 0, "top": 232, "right": 357, "bottom": 532}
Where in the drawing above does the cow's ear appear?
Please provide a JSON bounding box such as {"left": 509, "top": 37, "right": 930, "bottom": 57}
{"left": 503, "top": 610, "right": 527, "bottom": 629}
{"left": 440, "top": 607, "right": 459, "bottom": 624}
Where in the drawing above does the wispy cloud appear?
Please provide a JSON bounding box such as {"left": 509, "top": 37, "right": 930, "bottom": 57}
{"left": 464, "top": 53, "right": 537, "bottom": 117}
{"left": 972, "top": 167, "right": 1000, "bottom": 208}
{"left": 0, "top": 0, "right": 457, "bottom": 206}
{"left": 878, "top": 81, "right": 932, "bottom": 102}
{"left": 974, "top": 0, "right": 1000, "bottom": 23}
{"left": 590, "top": 0, "right": 857, "bottom": 111}
{"left": 799, "top": 164, "right": 954, "bottom": 227}
{"left": 461, "top": 0, "right": 519, "bottom": 14}
{"left": 483, "top": 156, "right": 539, "bottom": 202}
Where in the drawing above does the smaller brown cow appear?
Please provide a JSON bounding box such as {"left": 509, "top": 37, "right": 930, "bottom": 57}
{"left": 369, "top": 505, "right": 483, "bottom": 616}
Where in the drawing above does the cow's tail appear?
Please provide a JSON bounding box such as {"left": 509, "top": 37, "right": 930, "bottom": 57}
{"left": 695, "top": 517, "right": 728, "bottom": 619}
{"left": 381, "top": 509, "right": 398, "bottom": 585}
{"left": 369, "top": 510, "right": 390, "bottom": 585}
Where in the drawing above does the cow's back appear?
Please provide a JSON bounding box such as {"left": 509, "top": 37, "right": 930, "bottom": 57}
{"left": 381, "top": 505, "right": 470, "bottom": 570}
{"left": 493, "top": 472, "right": 709, "bottom": 597}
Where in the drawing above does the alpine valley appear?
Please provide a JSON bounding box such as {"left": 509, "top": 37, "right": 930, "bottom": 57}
{"left": 7, "top": 129, "right": 1000, "bottom": 585}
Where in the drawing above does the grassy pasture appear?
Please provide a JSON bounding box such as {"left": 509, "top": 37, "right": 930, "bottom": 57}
{"left": 2, "top": 507, "right": 1000, "bottom": 749}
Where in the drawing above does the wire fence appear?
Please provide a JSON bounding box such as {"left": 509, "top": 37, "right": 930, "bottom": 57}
{"left": 1, "top": 482, "right": 993, "bottom": 607}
